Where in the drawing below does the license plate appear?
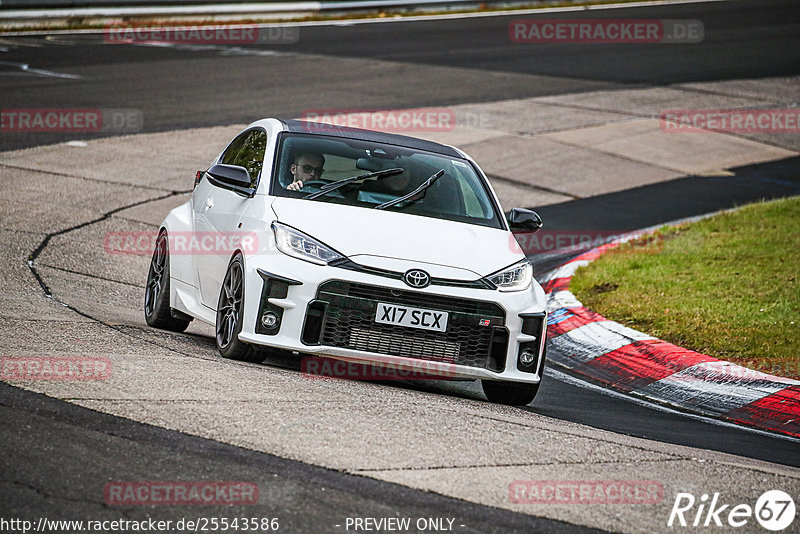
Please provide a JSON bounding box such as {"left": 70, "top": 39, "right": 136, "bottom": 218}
{"left": 374, "top": 302, "right": 448, "bottom": 332}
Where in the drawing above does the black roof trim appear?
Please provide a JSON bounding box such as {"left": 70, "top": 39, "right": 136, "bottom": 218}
{"left": 280, "top": 119, "right": 463, "bottom": 158}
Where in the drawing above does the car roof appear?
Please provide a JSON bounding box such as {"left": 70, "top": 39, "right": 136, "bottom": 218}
{"left": 279, "top": 119, "right": 463, "bottom": 158}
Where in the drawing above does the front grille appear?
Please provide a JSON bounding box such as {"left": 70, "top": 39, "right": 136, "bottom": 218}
{"left": 328, "top": 258, "right": 493, "bottom": 289}
{"left": 305, "top": 280, "right": 508, "bottom": 371}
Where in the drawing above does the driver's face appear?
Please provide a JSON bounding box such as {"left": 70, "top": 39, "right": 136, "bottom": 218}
{"left": 291, "top": 155, "right": 324, "bottom": 182}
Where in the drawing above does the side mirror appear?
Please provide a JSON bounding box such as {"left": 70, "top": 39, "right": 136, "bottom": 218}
{"left": 207, "top": 164, "right": 252, "bottom": 189}
{"left": 508, "top": 208, "right": 543, "bottom": 232}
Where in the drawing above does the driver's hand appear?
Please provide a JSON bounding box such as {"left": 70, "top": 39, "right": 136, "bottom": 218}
{"left": 287, "top": 180, "right": 303, "bottom": 191}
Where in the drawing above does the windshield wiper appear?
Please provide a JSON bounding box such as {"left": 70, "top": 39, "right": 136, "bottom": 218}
{"left": 375, "top": 169, "right": 445, "bottom": 210}
{"left": 304, "top": 167, "right": 404, "bottom": 200}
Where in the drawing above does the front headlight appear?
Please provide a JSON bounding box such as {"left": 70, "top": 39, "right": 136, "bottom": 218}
{"left": 271, "top": 222, "right": 344, "bottom": 265}
{"left": 486, "top": 260, "right": 533, "bottom": 292}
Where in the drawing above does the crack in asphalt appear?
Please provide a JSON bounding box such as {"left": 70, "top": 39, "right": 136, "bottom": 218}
{"left": 541, "top": 135, "right": 690, "bottom": 176}
{"left": 484, "top": 173, "right": 581, "bottom": 200}
{"left": 68, "top": 397, "right": 306, "bottom": 403}
{"left": 529, "top": 86, "right": 800, "bottom": 153}
{"left": 449, "top": 410, "right": 687, "bottom": 462}
{"left": 111, "top": 215, "right": 162, "bottom": 227}
{"left": 669, "top": 82, "right": 794, "bottom": 104}
{"left": 0, "top": 162, "right": 179, "bottom": 192}
{"left": 37, "top": 263, "right": 145, "bottom": 288}
{"left": 0, "top": 317, "right": 93, "bottom": 323}
{"left": 27, "top": 191, "right": 180, "bottom": 298}
{"left": 21, "top": 187, "right": 224, "bottom": 366}
{"left": 352, "top": 458, "right": 689, "bottom": 473}
{"left": 1, "top": 479, "right": 113, "bottom": 510}
{"left": 0, "top": 227, "right": 45, "bottom": 235}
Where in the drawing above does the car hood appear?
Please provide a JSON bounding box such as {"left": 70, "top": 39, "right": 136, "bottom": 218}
{"left": 270, "top": 197, "right": 524, "bottom": 279}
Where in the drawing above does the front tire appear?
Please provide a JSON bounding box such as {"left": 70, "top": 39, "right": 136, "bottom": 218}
{"left": 481, "top": 380, "right": 539, "bottom": 406}
{"left": 215, "top": 254, "right": 263, "bottom": 363}
{"left": 144, "top": 231, "right": 191, "bottom": 332}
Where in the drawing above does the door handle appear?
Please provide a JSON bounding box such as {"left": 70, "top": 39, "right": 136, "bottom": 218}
{"left": 203, "top": 198, "right": 213, "bottom": 210}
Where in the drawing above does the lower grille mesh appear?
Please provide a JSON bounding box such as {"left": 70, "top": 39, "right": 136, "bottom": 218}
{"left": 311, "top": 280, "right": 508, "bottom": 371}
{"left": 348, "top": 327, "right": 460, "bottom": 362}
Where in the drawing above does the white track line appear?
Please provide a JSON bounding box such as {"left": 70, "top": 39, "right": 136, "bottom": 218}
{"left": 0, "top": 60, "right": 82, "bottom": 79}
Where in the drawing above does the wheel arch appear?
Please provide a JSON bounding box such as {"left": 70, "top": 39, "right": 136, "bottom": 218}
{"left": 226, "top": 249, "right": 256, "bottom": 339}
{"left": 158, "top": 200, "right": 194, "bottom": 288}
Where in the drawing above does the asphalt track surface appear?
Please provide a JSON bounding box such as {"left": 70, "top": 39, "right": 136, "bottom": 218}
{"left": 0, "top": 382, "right": 599, "bottom": 533}
{"left": 1, "top": 0, "right": 799, "bottom": 151}
{"left": 2, "top": 0, "right": 800, "bottom": 531}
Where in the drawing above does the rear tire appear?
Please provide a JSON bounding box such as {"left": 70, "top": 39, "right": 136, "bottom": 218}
{"left": 215, "top": 254, "right": 263, "bottom": 363}
{"left": 144, "top": 231, "right": 191, "bottom": 332}
{"left": 481, "top": 380, "right": 539, "bottom": 406}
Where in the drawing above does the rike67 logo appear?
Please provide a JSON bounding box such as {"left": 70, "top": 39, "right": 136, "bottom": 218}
{"left": 668, "top": 490, "right": 796, "bottom": 531}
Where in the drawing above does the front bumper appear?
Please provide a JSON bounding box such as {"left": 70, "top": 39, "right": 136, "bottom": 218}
{"left": 237, "top": 250, "right": 548, "bottom": 384}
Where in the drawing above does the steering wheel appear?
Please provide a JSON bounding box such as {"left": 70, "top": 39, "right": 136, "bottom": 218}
{"left": 296, "top": 180, "right": 347, "bottom": 199}
{"left": 299, "top": 180, "right": 329, "bottom": 189}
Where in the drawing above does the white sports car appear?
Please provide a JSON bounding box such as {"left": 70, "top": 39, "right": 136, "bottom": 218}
{"left": 145, "top": 118, "right": 548, "bottom": 405}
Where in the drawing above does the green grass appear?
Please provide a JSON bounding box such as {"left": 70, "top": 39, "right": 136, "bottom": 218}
{"left": 571, "top": 196, "right": 800, "bottom": 379}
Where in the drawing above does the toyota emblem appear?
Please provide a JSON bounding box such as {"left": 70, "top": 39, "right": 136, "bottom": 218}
{"left": 403, "top": 269, "right": 431, "bottom": 288}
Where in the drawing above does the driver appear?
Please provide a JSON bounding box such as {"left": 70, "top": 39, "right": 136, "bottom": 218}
{"left": 287, "top": 153, "right": 325, "bottom": 191}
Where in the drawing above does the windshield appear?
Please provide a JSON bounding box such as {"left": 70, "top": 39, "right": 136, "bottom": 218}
{"left": 270, "top": 133, "right": 503, "bottom": 229}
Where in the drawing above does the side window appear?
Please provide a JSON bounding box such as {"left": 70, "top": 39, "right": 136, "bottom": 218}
{"left": 219, "top": 129, "right": 268, "bottom": 188}
{"left": 234, "top": 130, "right": 267, "bottom": 187}
{"left": 220, "top": 133, "right": 248, "bottom": 166}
